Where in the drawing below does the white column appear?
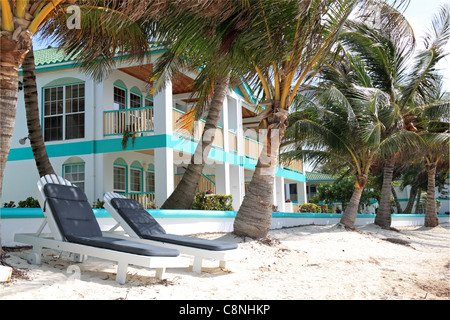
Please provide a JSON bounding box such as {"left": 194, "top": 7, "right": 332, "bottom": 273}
{"left": 230, "top": 164, "right": 245, "bottom": 210}
{"left": 215, "top": 97, "right": 231, "bottom": 195}
{"left": 297, "top": 181, "right": 308, "bottom": 205}
{"left": 228, "top": 96, "right": 245, "bottom": 210}
{"left": 274, "top": 176, "right": 285, "bottom": 212}
{"left": 154, "top": 82, "right": 174, "bottom": 206}
{"left": 215, "top": 164, "right": 230, "bottom": 195}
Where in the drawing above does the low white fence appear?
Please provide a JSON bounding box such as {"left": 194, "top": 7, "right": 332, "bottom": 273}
{"left": 1, "top": 209, "right": 449, "bottom": 247}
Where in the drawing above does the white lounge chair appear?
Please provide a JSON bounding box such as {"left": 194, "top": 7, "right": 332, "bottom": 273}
{"left": 103, "top": 192, "right": 243, "bottom": 273}
{"left": 14, "top": 175, "right": 189, "bottom": 284}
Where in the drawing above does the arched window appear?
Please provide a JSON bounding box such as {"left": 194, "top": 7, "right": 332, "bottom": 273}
{"left": 113, "top": 158, "right": 128, "bottom": 193}
{"left": 63, "top": 156, "right": 85, "bottom": 191}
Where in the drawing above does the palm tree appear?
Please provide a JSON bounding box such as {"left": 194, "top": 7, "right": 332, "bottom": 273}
{"left": 412, "top": 78, "right": 450, "bottom": 227}
{"left": 232, "top": 0, "right": 362, "bottom": 238}
{"left": 0, "top": 0, "right": 76, "bottom": 257}
{"left": 21, "top": 0, "right": 155, "bottom": 178}
{"left": 339, "top": 4, "right": 450, "bottom": 228}
{"left": 281, "top": 48, "right": 417, "bottom": 228}
{"left": 22, "top": 44, "right": 55, "bottom": 177}
{"left": 42, "top": 1, "right": 255, "bottom": 210}
{"left": 0, "top": 0, "right": 152, "bottom": 256}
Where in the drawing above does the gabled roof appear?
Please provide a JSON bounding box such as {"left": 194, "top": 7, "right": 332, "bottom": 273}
{"left": 305, "top": 172, "right": 336, "bottom": 182}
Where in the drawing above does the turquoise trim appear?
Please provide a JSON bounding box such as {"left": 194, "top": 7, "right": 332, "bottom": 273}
{"left": 7, "top": 134, "right": 307, "bottom": 182}
{"left": 2, "top": 208, "right": 448, "bottom": 220}
{"left": 0, "top": 208, "right": 110, "bottom": 219}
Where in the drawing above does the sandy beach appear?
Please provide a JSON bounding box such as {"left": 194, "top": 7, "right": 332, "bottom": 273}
{"left": 1, "top": 222, "right": 449, "bottom": 300}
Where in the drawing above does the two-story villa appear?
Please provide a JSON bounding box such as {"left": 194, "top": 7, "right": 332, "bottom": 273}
{"left": 2, "top": 46, "right": 308, "bottom": 212}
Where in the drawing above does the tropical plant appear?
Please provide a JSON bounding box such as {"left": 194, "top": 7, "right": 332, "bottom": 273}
{"left": 410, "top": 78, "right": 449, "bottom": 226}
{"left": 281, "top": 44, "right": 419, "bottom": 228}
{"left": 231, "top": 0, "right": 363, "bottom": 237}
{"left": 0, "top": 0, "right": 73, "bottom": 258}
{"left": 339, "top": 4, "right": 450, "bottom": 227}
{"left": 22, "top": 44, "right": 55, "bottom": 177}
{"left": 0, "top": 0, "right": 153, "bottom": 256}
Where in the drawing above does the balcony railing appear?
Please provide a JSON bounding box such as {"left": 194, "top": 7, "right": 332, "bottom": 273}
{"left": 102, "top": 107, "right": 277, "bottom": 161}
{"left": 119, "top": 191, "right": 155, "bottom": 209}
{"left": 103, "top": 107, "right": 154, "bottom": 136}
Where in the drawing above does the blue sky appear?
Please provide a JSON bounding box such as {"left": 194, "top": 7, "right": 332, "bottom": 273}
{"left": 33, "top": 1, "right": 449, "bottom": 92}
{"left": 402, "top": 0, "right": 450, "bottom": 92}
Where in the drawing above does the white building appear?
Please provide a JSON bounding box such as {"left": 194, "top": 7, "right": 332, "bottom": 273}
{"left": 2, "top": 46, "right": 308, "bottom": 211}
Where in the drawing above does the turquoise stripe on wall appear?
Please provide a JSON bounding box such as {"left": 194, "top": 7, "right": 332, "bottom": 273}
{"left": 2, "top": 208, "right": 447, "bottom": 220}
{"left": 7, "top": 134, "right": 306, "bottom": 181}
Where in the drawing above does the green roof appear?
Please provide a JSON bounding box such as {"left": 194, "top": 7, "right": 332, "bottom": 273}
{"left": 33, "top": 46, "right": 75, "bottom": 66}
{"left": 305, "top": 172, "right": 336, "bottom": 182}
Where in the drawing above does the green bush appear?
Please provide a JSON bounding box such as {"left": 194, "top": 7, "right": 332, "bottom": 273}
{"left": 17, "top": 197, "right": 40, "bottom": 208}
{"left": 298, "top": 203, "right": 322, "bottom": 213}
{"left": 191, "top": 192, "right": 233, "bottom": 211}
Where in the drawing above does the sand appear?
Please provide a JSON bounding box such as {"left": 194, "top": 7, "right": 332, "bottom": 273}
{"left": 0, "top": 222, "right": 449, "bottom": 300}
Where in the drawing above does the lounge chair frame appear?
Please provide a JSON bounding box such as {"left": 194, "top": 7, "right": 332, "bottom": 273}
{"left": 14, "top": 175, "right": 189, "bottom": 284}
{"left": 103, "top": 192, "right": 243, "bottom": 273}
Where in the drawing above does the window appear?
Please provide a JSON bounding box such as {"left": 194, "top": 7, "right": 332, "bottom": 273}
{"left": 130, "top": 92, "right": 142, "bottom": 109}
{"left": 145, "top": 97, "right": 153, "bottom": 107}
{"left": 114, "top": 86, "right": 126, "bottom": 110}
{"left": 130, "top": 168, "right": 142, "bottom": 192}
{"left": 145, "top": 171, "right": 155, "bottom": 192}
{"left": 64, "top": 163, "right": 85, "bottom": 192}
{"left": 44, "top": 83, "right": 85, "bottom": 141}
{"left": 113, "top": 166, "right": 127, "bottom": 193}
{"left": 65, "top": 84, "right": 85, "bottom": 140}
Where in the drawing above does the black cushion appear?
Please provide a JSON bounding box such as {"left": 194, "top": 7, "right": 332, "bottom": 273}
{"left": 111, "top": 198, "right": 238, "bottom": 251}
{"left": 110, "top": 198, "right": 167, "bottom": 237}
{"left": 67, "top": 236, "right": 179, "bottom": 257}
{"left": 43, "top": 184, "right": 179, "bottom": 257}
{"left": 145, "top": 233, "right": 238, "bottom": 251}
{"left": 44, "top": 183, "right": 103, "bottom": 239}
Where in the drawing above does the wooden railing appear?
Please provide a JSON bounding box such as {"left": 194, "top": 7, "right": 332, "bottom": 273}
{"left": 174, "top": 173, "right": 216, "bottom": 193}
{"left": 173, "top": 109, "right": 224, "bottom": 148}
{"left": 103, "top": 107, "right": 154, "bottom": 136}
{"left": 119, "top": 192, "right": 156, "bottom": 209}
{"left": 103, "top": 107, "right": 301, "bottom": 170}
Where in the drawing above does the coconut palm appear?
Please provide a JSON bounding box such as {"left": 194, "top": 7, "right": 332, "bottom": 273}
{"left": 410, "top": 79, "right": 450, "bottom": 227}
{"left": 0, "top": 0, "right": 75, "bottom": 257}
{"left": 22, "top": 44, "right": 55, "bottom": 177}
{"left": 339, "top": 4, "right": 450, "bottom": 228}
{"left": 21, "top": 1, "right": 153, "bottom": 178}
{"left": 281, "top": 48, "right": 418, "bottom": 228}
{"left": 231, "top": 0, "right": 364, "bottom": 237}
{"left": 0, "top": 0, "right": 153, "bottom": 256}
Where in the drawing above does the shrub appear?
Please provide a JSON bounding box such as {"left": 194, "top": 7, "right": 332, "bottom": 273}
{"left": 3, "top": 201, "right": 16, "bottom": 208}
{"left": 191, "top": 192, "right": 233, "bottom": 211}
{"left": 298, "top": 203, "right": 322, "bottom": 213}
{"left": 17, "top": 197, "right": 40, "bottom": 208}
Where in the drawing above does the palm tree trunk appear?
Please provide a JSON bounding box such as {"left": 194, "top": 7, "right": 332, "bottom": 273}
{"left": 23, "top": 45, "right": 55, "bottom": 177}
{"left": 234, "top": 107, "right": 289, "bottom": 238}
{"left": 424, "top": 164, "right": 439, "bottom": 227}
{"left": 0, "top": 39, "right": 31, "bottom": 254}
{"left": 404, "top": 186, "right": 417, "bottom": 214}
{"left": 339, "top": 175, "right": 367, "bottom": 228}
{"left": 391, "top": 185, "right": 402, "bottom": 214}
{"left": 414, "top": 188, "right": 422, "bottom": 213}
{"left": 161, "top": 75, "right": 230, "bottom": 209}
{"left": 375, "top": 155, "right": 395, "bottom": 227}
